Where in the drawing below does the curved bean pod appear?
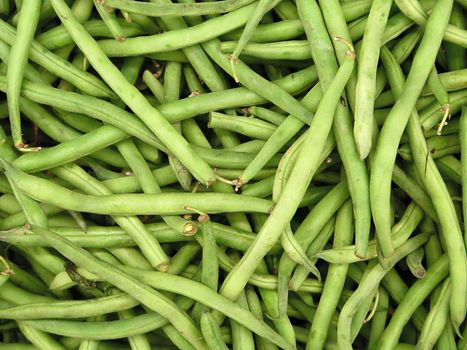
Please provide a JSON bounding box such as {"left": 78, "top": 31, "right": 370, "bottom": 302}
{"left": 353, "top": 0, "right": 393, "bottom": 159}
{"left": 370, "top": 0, "right": 453, "bottom": 257}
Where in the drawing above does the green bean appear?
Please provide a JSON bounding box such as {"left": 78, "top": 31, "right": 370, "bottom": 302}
{"left": 348, "top": 16, "right": 368, "bottom": 43}
{"left": 306, "top": 200, "right": 354, "bottom": 350}
{"left": 29, "top": 225, "right": 207, "bottom": 349}
{"left": 142, "top": 70, "right": 165, "bottom": 105}
{"left": 426, "top": 66, "right": 452, "bottom": 135}
{"left": 119, "top": 266, "right": 294, "bottom": 349}
{"left": 461, "top": 106, "right": 467, "bottom": 245}
{"left": 382, "top": 43, "right": 466, "bottom": 335}
{"left": 273, "top": 0, "right": 297, "bottom": 20}
{"left": 145, "top": 1, "right": 231, "bottom": 114}
{"left": 247, "top": 106, "right": 286, "bottom": 126}
{"left": 54, "top": 163, "right": 169, "bottom": 270}
{"left": 230, "top": 291, "right": 255, "bottom": 350}
{"left": 11, "top": 126, "right": 130, "bottom": 173}
{"left": 0, "top": 19, "right": 114, "bottom": 99}
{"left": 93, "top": 0, "right": 126, "bottom": 42}
{"left": 289, "top": 216, "right": 337, "bottom": 290}
{"left": 34, "top": 225, "right": 293, "bottom": 349}
{"left": 416, "top": 278, "right": 451, "bottom": 349}
{"left": 100, "top": 166, "right": 273, "bottom": 194}
{"left": 377, "top": 255, "right": 449, "bottom": 349}
{"left": 348, "top": 261, "right": 378, "bottom": 342}
{"left": 0, "top": 280, "right": 54, "bottom": 305}
{"left": 420, "top": 89, "right": 467, "bottom": 130}
{"left": 208, "top": 112, "right": 276, "bottom": 140}
{"left": 163, "top": 61, "right": 182, "bottom": 103}
{"left": 0, "top": 42, "right": 47, "bottom": 87}
{"left": 6, "top": 260, "right": 50, "bottom": 295}
{"left": 228, "top": 140, "right": 265, "bottom": 153}
{"left": 0, "top": 78, "right": 163, "bottom": 149}
{"left": 79, "top": 326, "right": 101, "bottom": 350}
{"left": 37, "top": 19, "right": 143, "bottom": 50}
{"left": 183, "top": 65, "right": 206, "bottom": 95}
{"left": 205, "top": 41, "right": 315, "bottom": 128}
{"left": 0, "top": 202, "right": 62, "bottom": 230}
{"left": 230, "top": 0, "right": 282, "bottom": 69}
{"left": 395, "top": 0, "right": 467, "bottom": 47}
{"left": 447, "top": 3, "right": 466, "bottom": 71}
{"left": 49, "top": 0, "right": 216, "bottom": 186}
{"left": 299, "top": 0, "right": 371, "bottom": 259}
{"left": 117, "top": 307, "right": 152, "bottom": 350}
{"left": 98, "top": 3, "right": 255, "bottom": 57}
{"left": 367, "top": 288, "right": 389, "bottom": 350}
{"left": 0, "top": 293, "right": 138, "bottom": 320}
{"left": 218, "top": 42, "right": 354, "bottom": 308}
{"left": 405, "top": 247, "right": 426, "bottom": 278}
{"left": 281, "top": 224, "right": 322, "bottom": 282}
{"left": 0, "top": 344, "right": 38, "bottom": 350}
{"left": 370, "top": 0, "right": 453, "bottom": 258}
{"left": 375, "top": 69, "right": 467, "bottom": 108}
{"left": 0, "top": 125, "right": 17, "bottom": 172}
{"left": 392, "top": 164, "right": 438, "bottom": 221}
{"left": 166, "top": 243, "right": 200, "bottom": 275}
{"left": 277, "top": 181, "right": 349, "bottom": 315}
{"left": 102, "top": 0, "right": 254, "bottom": 16}
{"left": 157, "top": 65, "right": 317, "bottom": 122}
{"left": 316, "top": 201, "right": 424, "bottom": 264}
{"left": 7, "top": 164, "right": 272, "bottom": 215}
{"left": 354, "top": 0, "right": 393, "bottom": 159}
{"left": 200, "top": 312, "right": 228, "bottom": 350}
{"left": 457, "top": 326, "right": 467, "bottom": 350}
{"left": 318, "top": 0, "right": 357, "bottom": 109}
{"left": 0, "top": 0, "right": 9, "bottom": 13}
{"left": 17, "top": 323, "right": 67, "bottom": 350}
{"left": 199, "top": 216, "right": 218, "bottom": 292}
{"left": 222, "top": 20, "right": 304, "bottom": 43}
{"left": 222, "top": 40, "right": 311, "bottom": 61}
{"left": 245, "top": 286, "right": 278, "bottom": 350}
{"left": 1, "top": 156, "right": 67, "bottom": 276}
{"left": 337, "top": 232, "right": 433, "bottom": 349}
{"left": 20, "top": 309, "right": 184, "bottom": 340}
{"left": 120, "top": 56, "right": 193, "bottom": 236}
{"left": 341, "top": 0, "right": 373, "bottom": 21}
{"left": 391, "top": 26, "right": 423, "bottom": 64}
{"left": 6, "top": 0, "right": 41, "bottom": 148}
{"left": 2, "top": 221, "right": 283, "bottom": 253}
{"left": 401, "top": 134, "right": 460, "bottom": 161}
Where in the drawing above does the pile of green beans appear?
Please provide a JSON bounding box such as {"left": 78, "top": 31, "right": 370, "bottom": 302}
{"left": 0, "top": 0, "right": 466, "bottom": 349}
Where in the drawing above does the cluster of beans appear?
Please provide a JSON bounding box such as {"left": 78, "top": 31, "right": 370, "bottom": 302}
{"left": 0, "top": 0, "right": 466, "bottom": 349}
